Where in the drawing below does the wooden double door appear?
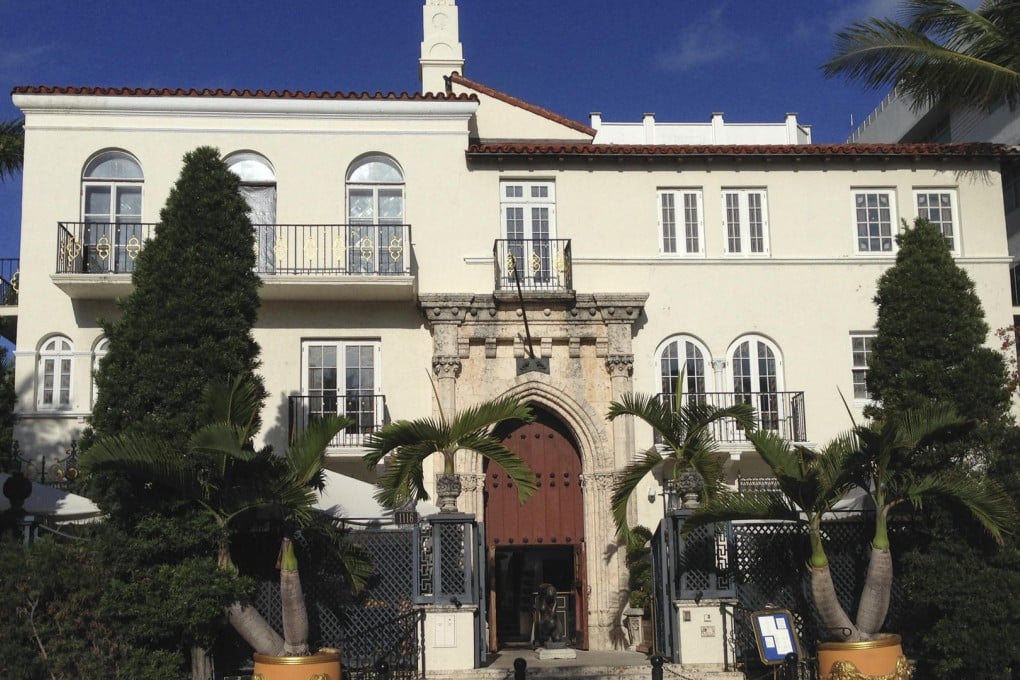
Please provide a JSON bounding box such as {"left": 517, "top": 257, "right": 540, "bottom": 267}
{"left": 484, "top": 410, "right": 588, "bottom": 649}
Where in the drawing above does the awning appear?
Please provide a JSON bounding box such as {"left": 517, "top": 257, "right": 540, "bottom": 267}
{"left": 0, "top": 473, "right": 102, "bottom": 522}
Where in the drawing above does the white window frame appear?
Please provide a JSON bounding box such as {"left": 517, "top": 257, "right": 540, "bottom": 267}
{"left": 721, "top": 188, "right": 769, "bottom": 256}
{"left": 345, "top": 155, "right": 406, "bottom": 275}
{"left": 727, "top": 334, "right": 784, "bottom": 433}
{"left": 657, "top": 335, "right": 713, "bottom": 397}
{"left": 851, "top": 189, "right": 897, "bottom": 254}
{"left": 658, "top": 189, "right": 705, "bottom": 256}
{"left": 81, "top": 150, "right": 144, "bottom": 274}
{"left": 300, "top": 340, "right": 382, "bottom": 447}
{"left": 92, "top": 337, "right": 109, "bottom": 406}
{"left": 38, "top": 335, "right": 74, "bottom": 410}
{"left": 500, "top": 180, "right": 557, "bottom": 285}
{"left": 850, "top": 332, "right": 877, "bottom": 404}
{"left": 227, "top": 152, "right": 278, "bottom": 273}
{"left": 913, "top": 188, "right": 960, "bottom": 254}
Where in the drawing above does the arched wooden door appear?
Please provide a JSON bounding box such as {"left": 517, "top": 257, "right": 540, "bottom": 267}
{"left": 484, "top": 409, "right": 588, "bottom": 650}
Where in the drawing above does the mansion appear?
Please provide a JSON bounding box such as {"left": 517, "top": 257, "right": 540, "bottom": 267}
{"left": 6, "top": 0, "right": 1016, "bottom": 654}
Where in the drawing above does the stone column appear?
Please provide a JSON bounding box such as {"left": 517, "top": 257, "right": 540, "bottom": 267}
{"left": 582, "top": 470, "right": 628, "bottom": 649}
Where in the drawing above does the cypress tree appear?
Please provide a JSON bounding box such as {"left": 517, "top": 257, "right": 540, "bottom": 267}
{"left": 867, "top": 217, "right": 1009, "bottom": 423}
{"left": 91, "top": 146, "right": 263, "bottom": 447}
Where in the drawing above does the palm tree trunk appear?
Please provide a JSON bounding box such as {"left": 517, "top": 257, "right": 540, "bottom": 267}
{"left": 226, "top": 601, "right": 285, "bottom": 656}
{"left": 809, "top": 564, "right": 859, "bottom": 641}
{"left": 855, "top": 545, "right": 893, "bottom": 635}
{"left": 190, "top": 645, "right": 214, "bottom": 680}
{"left": 279, "top": 538, "right": 310, "bottom": 655}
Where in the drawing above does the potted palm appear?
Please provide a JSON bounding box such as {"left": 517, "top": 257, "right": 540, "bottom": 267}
{"left": 684, "top": 404, "right": 1015, "bottom": 678}
{"left": 363, "top": 393, "right": 537, "bottom": 513}
{"left": 606, "top": 387, "right": 755, "bottom": 540}
{"left": 81, "top": 376, "right": 370, "bottom": 679}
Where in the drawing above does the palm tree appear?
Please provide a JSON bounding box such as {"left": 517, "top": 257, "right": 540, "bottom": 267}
{"left": 822, "top": 0, "right": 1020, "bottom": 111}
{"left": 685, "top": 404, "right": 1015, "bottom": 642}
{"left": 81, "top": 375, "right": 371, "bottom": 656}
{"left": 0, "top": 119, "right": 23, "bottom": 180}
{"left": 363, "top": 393, "right": 537, "bottom": 513}
{"left": 606, "top": 387, "right": 755, "bottom": 542}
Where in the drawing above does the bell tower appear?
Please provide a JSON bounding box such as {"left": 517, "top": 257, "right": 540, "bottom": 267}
{"left": 420, "top": 0, "right": 465, "bottom": 93}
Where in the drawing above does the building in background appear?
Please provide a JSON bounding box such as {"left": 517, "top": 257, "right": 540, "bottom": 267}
{"left": 6, "top": 0, "right": 1015, "bottom": 654}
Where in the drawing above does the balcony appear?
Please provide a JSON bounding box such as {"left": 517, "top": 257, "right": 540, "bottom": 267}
{"left": 0, "top": 258, "right": 19, "bottom": 307}
{"left": 493, "top": 238, "right": 573, "bottom": 300}
{"left": 656, "top": 391, "right": 807, "bottom": 444}
{"left": 288, "top": 393, "right": 387, "bottom": 451}
{"left": 52, "top": 222, "right": 415, "bottom": 301}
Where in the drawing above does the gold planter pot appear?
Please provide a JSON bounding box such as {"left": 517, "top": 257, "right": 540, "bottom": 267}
{"left": 817, "top": 634, "right": 910, "bottom": 679}
{"left": 252, "top": 650, "right": 341, "bottom": 680}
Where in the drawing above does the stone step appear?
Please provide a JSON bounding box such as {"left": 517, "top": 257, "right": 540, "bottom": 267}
{"left": 428, "top": 663, "right": 744, "bottom": 680}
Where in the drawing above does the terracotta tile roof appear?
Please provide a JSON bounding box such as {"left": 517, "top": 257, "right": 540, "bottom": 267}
{"left": 12, "top": 85, "right": 477, "bottom": 102}
{"left": 447, "top": 73, "right": 596, "bottom": 137}
{"left": 467, "top": 141, "right": 1010, "bottom": 159}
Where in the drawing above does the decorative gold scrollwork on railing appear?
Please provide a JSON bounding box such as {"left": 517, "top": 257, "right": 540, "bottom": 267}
{"left": 126, "top": 235, "right": 142, "bottom": 260}
{"left": 333, "top": 237, "right": 346, "bottom": 265}
{"left": 388, "top": 235, "right": 403, "bottom": 262}
{"left": 64, "top": 239, "right": 83, "bottom": 268}
{"left": 96, "top": 235, "right": 112, "bottom": 262}
{"left": 359, "top": 237, "right": 375, "bottom": 262}
{"left": 10, "top": 271, "right": 19, "bottom": 294}
{"left": 505, "top": 253, "right": 517, "bottom": 275}
{"left": 305, "top": 235, "right": 318, "bottom": 264}
{"left": 555, "top": 252, "right": 566, "bottom": 275}
{"left": 529, "top": 249, "right": 541, "bottom": 273}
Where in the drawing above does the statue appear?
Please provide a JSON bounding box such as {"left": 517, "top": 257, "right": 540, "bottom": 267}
{"left": 534, "top": 583, "right": 565, "bottom": 648}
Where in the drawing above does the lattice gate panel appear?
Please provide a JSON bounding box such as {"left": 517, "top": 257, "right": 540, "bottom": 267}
{"left": 221, "top": 527, "right": 423, "bottom": 679}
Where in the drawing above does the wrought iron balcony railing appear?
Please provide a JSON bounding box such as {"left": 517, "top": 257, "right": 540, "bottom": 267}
{"left": 0, "top": 258, "right": 19, "bottom": 305}
{"left": 288, "top": 393, "right": 387, "bottom": 449}
{"left": 493, "top": 238, "right": 572, "bottom": 293}
{"left": 655, "top": 390, "right": 807, "bottom": 443}
{"left": 57, "top": 222, "right": 155, "bottom": 274}
{"left": 56, "top": 223, "right": 412, "bottom": 277}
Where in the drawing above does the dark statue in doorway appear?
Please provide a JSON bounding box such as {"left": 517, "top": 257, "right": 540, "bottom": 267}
{"left": 534, "top": 583, "right": 566, "bottom": 648}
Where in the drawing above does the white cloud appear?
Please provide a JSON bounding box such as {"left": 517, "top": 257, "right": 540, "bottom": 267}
{"left": 0, "top": 44, "right": 53, "bottom": 81}
{"left": 654, "top": 5, "right": 741, "bottom": 72}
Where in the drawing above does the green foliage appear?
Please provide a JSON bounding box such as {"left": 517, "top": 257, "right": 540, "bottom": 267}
{"left": 899, "top": 423, "right": 1020, "bottom": 678}
{"left": 0, "top": 513, "right": 249, "bottom": 679}
{"left": 0, "top": 119, "right": 23, "bottom": 180}
{"left": 364, "top": 394, "right": 536, "bottom": 510}
{"left": 607, "top": 389, "right": 755, "bottom": 541}
{"left": 867, "top": 218, "right": 1009, "bottom": 423}
{"left": 625, "top": 526, "right": 653, "bottom": 609}
{"left": 0, "top": 346, "right": 16, "bottom": 470}
{"left": 90, "top": 146, "right": 263, "bottom": 455}
{"left": 822, "top": 0, "right": 1020, "bottom": 111}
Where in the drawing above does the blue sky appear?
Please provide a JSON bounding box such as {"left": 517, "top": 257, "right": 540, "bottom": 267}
{"left": 0, "top": 0, "right": 909, "bottom": 261}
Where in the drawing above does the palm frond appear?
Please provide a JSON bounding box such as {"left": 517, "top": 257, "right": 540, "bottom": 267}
{"left": 80, "top": 433, "right": 200, "bottom": 497}
{"left": 461, "top": 433, "right": 537, "bottom": 504}
{"left": 362, "top": 418, "right": 446, "bottom": 467}
{"left": 904, "top": 473, "right": 1016, "bottom": 544}
{"left": 822, "top": 2, "right": 1020, "bottom": 109}
{"left": 610, "top": 447, "right": 665, "bottom": 540}
{"left": 189, "top": 423, "right": 257, "bottom": 462}
{"left": 286, "top": 415, "right": 351, "bottom": 487}
{"left": 684, "top": 491, "right": 800, "bottom": 534}
{"left": 203, "top": 375, "right": 263, "bottom": 442}
{"left": 0, "top": 119, "right": 24, "bottom": 180}
{"left": 443, "top": 395, "right": 534, "bottom": 442}
{"left": 374, "top": 448, "right": 431, "bottom": 509}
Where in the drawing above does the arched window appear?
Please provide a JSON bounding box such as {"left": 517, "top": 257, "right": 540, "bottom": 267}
{"left": 657, "top": 335, "right": 712, "bottom": 406}
{"left": 92, "top": 337, "right": 109, "bottom": 405}
{"left": 227, "top": 152, "right": 277, "bottom": 272}
{"left": 346, "top": 155, "right": 405, "bottom": 274}
{"left": 38, "top": 335, "right": 74, "bottom": 410}
{"left": 728, "top": 335, "right": 783, "bottom": 431}
{"left": 82, "top": 150, "right": 143, "bottom": 273}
